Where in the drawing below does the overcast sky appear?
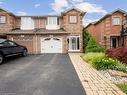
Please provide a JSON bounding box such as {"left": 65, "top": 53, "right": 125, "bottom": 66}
{"left": 0, "top": 0, "right": 127, "bottom": 26}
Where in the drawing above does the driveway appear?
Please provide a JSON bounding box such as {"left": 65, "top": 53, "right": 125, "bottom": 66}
{"left": 0, "top": 54, "right": 86, "bottom": 95}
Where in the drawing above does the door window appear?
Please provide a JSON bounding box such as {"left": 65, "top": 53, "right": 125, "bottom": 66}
{"left": 68, "top": 36, "right": 80, "bottom": 51}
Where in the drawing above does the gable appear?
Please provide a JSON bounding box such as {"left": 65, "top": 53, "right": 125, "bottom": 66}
{"left": 61, "top": 7, "right": 85, "bottom": 16}
{"left": 65, "top": 9, "right": 82, "bottom": 14}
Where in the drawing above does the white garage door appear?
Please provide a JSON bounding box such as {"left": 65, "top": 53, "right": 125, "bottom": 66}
{"left": 41, "top": 37, "right": 62, "bottom": 53}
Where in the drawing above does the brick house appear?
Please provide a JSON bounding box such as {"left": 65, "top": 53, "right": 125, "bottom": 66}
{"left": 86, "top": 9, "right": 127, "bottom": 49}
{"left": 0, "top": 7, "right": 85, "bottom": 54}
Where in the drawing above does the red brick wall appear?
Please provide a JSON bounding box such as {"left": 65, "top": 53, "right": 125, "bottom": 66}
{"left": 111, "top": 12, "right": 125, "bottom": 35}
{"left": 86, "top": 24, "right": 95, "bottom": 35}
{"left": 0, "top": 12, "right": 16, "bottom": 33}
{"left": 62, "top": 9, "right": 83, "bottom": 52}
{"left": 86, "top": 11, "right": 126, "bottom": 49}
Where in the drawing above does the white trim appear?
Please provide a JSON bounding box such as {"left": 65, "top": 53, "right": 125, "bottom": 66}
{"left": 0, "top": 16, "right": 6, "bottom": 23}
{"left": 46, "top": 16, "right": 60, "bottom": 30}
{"left": 69, "top": 16, "right": 77, "bottom": 23}
{"left": 21, "top": 17, "right": 35, "bottom": 30}
{"left": 68, "top": 50, "right": 80, "bottom": 52}
{"left": 112, "top": 16, "right": 121, "bottom": 26}
{"left": 68, "top": 35, "right": 80, "bottom": 51}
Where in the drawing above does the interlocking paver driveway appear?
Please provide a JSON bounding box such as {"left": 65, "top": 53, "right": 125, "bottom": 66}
{"left": 0, "top": 54, "right": 86, "bottom": 95}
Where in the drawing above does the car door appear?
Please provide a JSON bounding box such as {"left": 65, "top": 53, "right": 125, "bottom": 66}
{"left": 7, "top": 40, "right": 23, "bottom": 54}
{"left": 0, "top": 40, "right": 14, "bottom": 56}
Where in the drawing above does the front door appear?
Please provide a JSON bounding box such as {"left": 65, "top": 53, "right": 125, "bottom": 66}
{"left": 111, "top": 37, "right": 117, "bottom": 48}
{"left": 68, "top": 36, "right": 80, "bottom": 51}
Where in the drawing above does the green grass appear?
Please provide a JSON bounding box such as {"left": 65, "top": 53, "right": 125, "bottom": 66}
{"left": 116, "top": 83, "right": 127, "bottom": 94}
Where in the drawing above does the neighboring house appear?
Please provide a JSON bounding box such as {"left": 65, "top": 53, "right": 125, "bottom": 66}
{"left": 0, "top": 7, "right": 85, "bottom": 54}
{"left": 86, "top": 9, "right": 127, "bottom": 49}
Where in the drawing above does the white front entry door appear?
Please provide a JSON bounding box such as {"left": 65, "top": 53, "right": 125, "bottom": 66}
{"left": 41, "top": 37, "right": 62, "bottom": 53}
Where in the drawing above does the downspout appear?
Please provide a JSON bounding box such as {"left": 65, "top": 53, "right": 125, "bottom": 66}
{"left": 35, "top": 33, "right": 38, "bottom": 54}
{"left": 34, "top": 28, "right": 38, "bottom": 54}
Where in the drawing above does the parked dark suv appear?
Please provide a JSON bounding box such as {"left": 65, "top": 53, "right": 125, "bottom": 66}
{"left": 0, "top": 39, "right": 27, "bottom": 64}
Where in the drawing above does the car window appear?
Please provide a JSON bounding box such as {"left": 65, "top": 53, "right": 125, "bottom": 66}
{"left": 2, "top": 41, "right": 17, "bottom": 46}
{"left": 8, "top": 41, "right": 17, "bottom": 46}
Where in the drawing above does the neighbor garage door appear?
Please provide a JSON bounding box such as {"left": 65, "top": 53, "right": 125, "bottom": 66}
{"left": 41, "top": 37, "right": 62, "bottom": 53}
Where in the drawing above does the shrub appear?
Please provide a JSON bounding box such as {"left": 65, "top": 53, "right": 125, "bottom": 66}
{"left": 82, "top": 53, "right": 127, "bottom": 72}
{"left": 92, "top": 55, "right": 127, "bottom": 72}
{"left": 106, "top": 47, "right": 127, "bottom": 64}
{"left": 92, "top": 56, "right": 117, "bottom": 70}
{"left": 86, "top": 37, "right": 105, "bottom": 53}
{"left": 81, "top": 53, "right": 104, "bottom": 64}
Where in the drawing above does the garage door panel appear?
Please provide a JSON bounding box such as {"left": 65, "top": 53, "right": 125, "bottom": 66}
{"left": 41, "top": 37, "right": 62, "bottom": 53}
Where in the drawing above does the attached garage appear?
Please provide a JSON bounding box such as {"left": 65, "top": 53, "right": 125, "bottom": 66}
{"left": 6, "top": 30, "right": 69, "bottom": 54}
{"left": 41, "top": 37, "right": 62, "bottom": 53}
{"left": 7, "top": 33, "right": 35, "bottom": 54}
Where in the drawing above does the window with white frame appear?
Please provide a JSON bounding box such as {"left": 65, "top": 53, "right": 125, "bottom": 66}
{"left": 21, "top": 17, "right": 34, "bottom": 30}
{"left": 0, "top": 16, "right": 6, "bottom": 23}
{"left": 112, "top": 17, "right": 121, "bottom": 25}
{"left": 68, "top": 36, "right": 80, "bottom": 51}
{"left": 47, "top": 17, "right": 58, "bottom": 25}
{"left": 69, "top": 16, "right": 77, "bottom": 23}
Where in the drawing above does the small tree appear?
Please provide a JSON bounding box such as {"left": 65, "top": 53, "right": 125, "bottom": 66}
{"left": 83, "top": 27, "right": 105, "bottom": 53}
{"left": 83, "top": 28, "right": 91, "bottom": 52}
{"left": 86, "top": 36, "right": 105, "bottom": 53}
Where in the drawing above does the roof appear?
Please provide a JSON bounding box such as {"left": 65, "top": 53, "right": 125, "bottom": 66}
{"left": 95, "top": 8, "right": 127, "bottom": 25}
{"left": 0, "top": 7, "right": 16, "bottom": 16}
{"left": 85, "top": 21, "right": 97, "bottom": 28}
{"left": 7, "top": 28, "right": 69, "bottom": 35}
{"left": 17, "top": 15, "right": 62, "bottom": 18}
{"left": 62, "top": 6, "right": 85, "bottom": 13}
{"left": 0, "top": 7, "right": 86, "bottom": 17}
{"left": 86, "top": 9, "right": 127, "bottom": 28}
{"left": 61, "top": 7, "right": 86, "bottom": 16}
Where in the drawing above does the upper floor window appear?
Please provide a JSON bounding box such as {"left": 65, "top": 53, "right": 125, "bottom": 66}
{"left": 112, "top": 17, "right": 121, "bottom": 25}
{"left": 69, "top": 16, "right": 77, "bottom": 23}
{"left": 0, "top": 16, "right": 6, "bottom": 23}
{"left": 21, "top": 17, "right": 34, "bottom": 30}
{"left": 47, "top": 17, "right": 58, "bottom": 25}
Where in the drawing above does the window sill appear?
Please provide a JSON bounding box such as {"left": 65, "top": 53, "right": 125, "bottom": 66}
{"left": 68, "top": 50, "right": 80, "bottom": 52}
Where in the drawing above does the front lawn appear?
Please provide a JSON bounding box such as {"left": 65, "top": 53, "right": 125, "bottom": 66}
{"left": 116, "top": 83, "right": 127, "bottom": 94}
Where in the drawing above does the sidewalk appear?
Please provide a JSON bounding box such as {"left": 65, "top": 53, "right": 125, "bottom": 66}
{"left": 69, "top": 53, "right": 126, "bottom": 95}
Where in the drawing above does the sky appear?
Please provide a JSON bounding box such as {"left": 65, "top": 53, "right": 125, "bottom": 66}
{"left": 0, "top": 0, "right": 127, "bottom": 26}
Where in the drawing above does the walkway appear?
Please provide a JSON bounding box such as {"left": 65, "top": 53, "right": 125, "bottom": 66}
{"left": 69, "top": 53, "right": 126, "bottom": 95}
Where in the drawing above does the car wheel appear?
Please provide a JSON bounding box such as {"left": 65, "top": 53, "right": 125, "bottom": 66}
{"left": 22, "top": 49, "right": 27, "bottom": 57}
{"left": 0, "top": 54, "right": 3, "bottom": 65}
